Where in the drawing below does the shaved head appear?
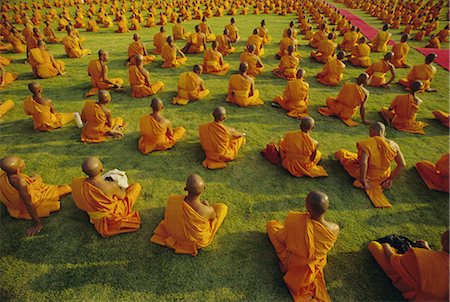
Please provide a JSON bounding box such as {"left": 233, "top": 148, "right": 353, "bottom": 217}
{"left": 425, "top": 53, "right": 436, "bottom": 64}
{"left": 151, "top": 97, "right": 163, "bottom": 112}
{"left": 82, "top": 157, "right": 103, "bottom": 177}
{"left": 211, "top": 40, "right": 217, "bottom": 49}
{"left": 193, "top": 64, "right": 202, "bottom": 73}
{"left": 337, "top": 51, "right": 345, "bottom": 60}
{"left": 296, "top": 68, "right": 305, "bottom": 79}
{"left": 357, "top": 73, "right": 369, "bottom": 85}
{"left": 370, "top": 122, "right": 386, "bottom": 136}
{"left": 306, "top": 191, "right": 329, "bottom": 216}
{"left": 0, "top": 155, "right": 22, "bottom": 174}
{"left": 98, "top": 90, "right": 111, "bottom": 104}
{"left": 247, "top": 44, "right": 255, "bottom": 53}
{"left": 300, "top": 116, "right": 315, "bottom": 132}
{"left": 287, "top": 45, "right": 295, "bottom": 54}
{"left": 28, "top": 82, "right": 41, "bottom": 94}
{"left": 213, "top": 106, "right": 226, "bottom": 121}
{"left": 133, "top": 33, "right": 140, "bottom": 41}
{"left": 384, "top": 52, "right": 393, "bottom": 60}
{"left": 410, "top": 80, "right": 423, "bottom": 93}
{"left": 185, "top": 174, "right": 205, "bottom": 196}
{"left": 239, "top": 62, "right": 248, "bottom": 73}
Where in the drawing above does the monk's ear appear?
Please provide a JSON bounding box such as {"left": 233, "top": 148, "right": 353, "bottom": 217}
{"left": 184, "top": 186, "right": 187, "bottom": 192}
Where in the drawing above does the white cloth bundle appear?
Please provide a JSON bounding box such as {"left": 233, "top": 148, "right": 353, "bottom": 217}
{"left": 102, "top": 169, "right": 129, "bottom": 189}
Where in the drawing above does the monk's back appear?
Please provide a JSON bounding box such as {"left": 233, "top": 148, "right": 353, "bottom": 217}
{"left": 337, "top": 82, "right": 365, "bottom": 107}
{"left": 357, "top": 136, "right": 397, "bottom": 177}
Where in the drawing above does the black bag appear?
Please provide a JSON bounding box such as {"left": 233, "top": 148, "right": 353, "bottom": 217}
{"left": 376, "top": 234, "right": 416, "bottom": 254}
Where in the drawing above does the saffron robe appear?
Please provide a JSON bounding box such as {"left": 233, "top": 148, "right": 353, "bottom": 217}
{"left": 172, "top": 71, "right": 209, "bottom": 105}
{"left": 138, "top": 115, "right": 185, "bottom": 154}
{"left": 415, "top": 154, "right": 449, "bottom": 193}
{"left": 128, "top": 65, "right": 164, "bottom": 98}
{"left": 227, "top": 74, "right": 263, "bottom": 107}
{"left": 23, "top": 96, "right": 73, "bottom": 131}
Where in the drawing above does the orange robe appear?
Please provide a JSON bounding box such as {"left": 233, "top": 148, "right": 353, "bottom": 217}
{"left": 273, "top": 55, "right": 299, "bottom": 80}
{"left": 199, "top": 121, "right": 246, "bottom": 169}
{"left": 29, "top": 48, "right": 65, "bottom": 79}
{"left": 0, "top": 70, "right": 17, "bottom": 89}
{"left": 309, "top": 31, "right": 326, "bottom": 48}
{"left": 128, "top": 41, "right": 155, "bottom": 65}
{"left": 349, "top": 44, "right": 372, "bottom": 67}
{"left": 62, "top": 35, "right": 90, "bottom": 58}
{"left": 368, "top": 242, "right": 449, "bottom": 301}
{"left": 199, "top": 22, "right": 215, "bottom": 42}
{"left": 380, "top": 94, "right": 428, "bottom": 134}
{"left": 0, "top": 100, "right": 15, "bottom": 118}
{"left": 317, "top": 58, "right": 345, "bottom": 86}
{"left": 152, "top": 32, "right": 167, "bottom": 54}
{"left": 7, "top": 35, "right": 26, "bottom": 53}
{"left": 311, "top": 39, "right": 336, "bottom": 63}
{"left": 138, "top": 115, "right": 185, "bottom": 154}
{"left": 267, "top": 212, "right": 337, "bottom": 302}
{"left": 185, "top": 32, "right": 205, "bottom": 54}
{"left": 339, "top": 31, "right": 358, "bottom": 52}
{"left": 202, "top": 49, "right": 230, "bottom": 75}
{"left": 240, "top": 51, "right": 263, "bottom": 78}
{"left": 318, "top": 82, "right": 366, "bottom": 126}
{"left": 225, "top": 24, "right": 239, "bottom": 43}
{"left": 172, "top": 23, "right": 190, "bottom": 40}
{"left": 399, "top": 63, "right": 436, "bottom": 91}
{"left": 277, "top": 37, "right": 297, "bottom": 58}
{"left": 335, "top": 136, "right": 397, "bottom": 208}
{"left": 71, "top": 178, "right": 141, "bottom": 237}
{"left": 23, "top": 96, "right": 73, "bottom": 131}
{"left": 432, "top": 110, "right": 450, "bottom": 128}
{"left": 0, "top": 172, "right": 60, "bottom": 219}
{"left": 415, "top": 154, "right": 449, "bottom": 193}
{"left": 216, "top": 34, "right": 235, "bottom": 55}
{"left": 390, "top": 42, "right": 409, "bottom": 68}
{"left": 371, "top": 31, "right": 391, "bottom": 52}
{"left": 115, "top": 19, "right": 129, "bottom": 33}
{"left": 128, "top": 65, "right": 164, "bottom": 98}
{"left": 150, "top": 195, "right": 228, "bottom": 256}
{"left": 86, "top": 60, "right": 124, "bottom": 97}
{"left": 366, "top": 60, "right": 391, "bottom": 86}
{"left": 161, "top": 44, "right": 187, "bottom": 68}
{"left": 273, "top": 78, "right": 309, "bottom": 118}
{"left": 44, "top": 26, "right": 62, "bottom": 43}
{"left": 227, "top": 74, "right": 263, "bottom": 107}
{"left": 247, "top": 34, "right": 264, "bottom": 56}
{"left": 172, "top": 71, "right": 210, "bottom": 105}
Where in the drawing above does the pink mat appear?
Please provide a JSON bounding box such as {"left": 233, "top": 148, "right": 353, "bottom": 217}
{"left": 415, "top": 48, "right": 450, "bottom": 71}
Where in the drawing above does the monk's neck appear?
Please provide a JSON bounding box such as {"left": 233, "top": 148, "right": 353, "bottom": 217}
{"left": 33, "top": 93, "right": 43, "bottom": 101}
{"left": 151, "top": 112, "right": 162, "bottom": 118}
{"left": 184, "top": 193, "right": 201, "bottom": 204}
{"left": 310, "top": 213, "right": 325, "bottom": 223}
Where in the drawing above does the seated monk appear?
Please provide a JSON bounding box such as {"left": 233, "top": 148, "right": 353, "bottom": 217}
{"left": 365, "top": 52, "right": 396, "bottom": 88}
{"left": 129, "top": 14, "right": 140, "bottom": 31}
{"left": 172, "top": 65, "right": 210, "bottom": 105}
{"left": 258, "top": 19, "right": 272, "bottom": 44}
{"left": 338, "top": 25, "right": 358, "bottom": 52}
{"left": 437, "top": 25, "right": 449, "bottom": 43}
{"left": 161, "top": 36, "right": 187, "bottom": 68}
{"left": 172, "top": 17, "right": 190, "bottom": 40}
{"left": 247, "top": 28, "right": 265, "bottom": 57}
{"left": 318, "top": 73, "right": 370, "bottom": 127}
{"left": 276, "top": 28, "right": 300, "bottom": 60}
{"left": 157, "top": 12, "right": 167, "bottom": 26}
{"left": 309, "top": 24, "right": 327, "bottom": 49}
{"left": 138, "top": 98, "right": 185, "bottom": 154}
{"left": 262, "top": 117, "right": 328, "bottom": 177}
{"left": 43, "top": 21, "right": 62, "bottom": 43}
{"left": 335, "top": 122, "right": 406, "bottom": 208}
{"left": 240, "top": 44, "right": 264, "bottom": 78}
{"left": 0, "top": 100, "right": 15, "bottom": 118}
{"left": 153, "top": 26, "right": 167, "bottom": 55}
{"left": 416, "top": 154, "right": 449, "bottom": 193}
{"left": 272, "top": 69, "right": 309, "bottom": 118}
{"left": 311, "top": 33, "right": 336, "bottom": 64}
{"left": 266, "top": 191, "right": 339, "bottom": 301}
{"left": 202, "top": 41, "right": 230, "bottom": 76}
{"left": 399, "top": 54, "right": 437, "bottom": 92}
{"left": 115, "top": 15, "right": 129, "bottom": 33}
{"left": 380, "top": 81, "right": 428, "bottom": 134}
{"left": 425, "top": 34, "right": 441, "bottom": 49}
{"left": 24, "top": 82, "right": 74, "bottom": 131}
{"left": 368, "top": 231, "right": 449, "bottom": 301}
{"left": 128, "top": 34, "right": 155, "bottom": 65}
{"left": 150, "top": 174, "right": 228, "bottom": 256}
{"left": 216, "top": 29, "right": 235, "bottom": 56}
{"left": 86, "top": 16, "right": 99, "bottom": 32}
{"left": 81, "top": 90, "right": 126, "bottom": 143}
{"left": 85, "top": 49, "right": 124, "bottom": 97}
{"left": 433, "top": 110, "right": 450, "bottom": 128}
{"left": 350, "top": 37, "right": 372, "bottom": 68}
{"left": 273, "top": 45, "right": 300, "bottom": 80}
{"left": 283, "top": 21, "right": 298, "bottom": 39}
{"left": 390, "top": 35, "right": 410, "bottom": 68}
{"left": 29, "top": 40, "right": 65, "bottom": 79}
{"left": 199, "top": 106, "right": 246, "bottom": 169}
{"left": 63, "top": 26, "right": 90, "bottom": 58}
{"left": 71, "top": 157, "right": 141, "bottom": 237}
{"left": 0, "top": 155, "right": 71, "bottom": 236}
{"left": 181, "top": 25, "right": 206, "bottom": 54}
{"left": 0, "top": 64, "right": 18, "bottom": 89}
{"left": 129, "top": 54, "right": 164, "bottom": 98}
{"left": 227, "top": 63, "right": 263, "bottom": 107}
{"left": 316, "top": 51, "right": 346, "bottom": 86}
{"left": 225, "top": 17, "right": 239, "bottom": 43}
{"left": 371, "top": 24, "right": 392, "bottom": 52}
{"left": 198, "top": 16, "right": 215, "bottom": 42}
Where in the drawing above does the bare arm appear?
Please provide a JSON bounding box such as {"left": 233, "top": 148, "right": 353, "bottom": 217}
{"left": 382, "top": 143, "right": 406, "bottom": 189}
{"left": 15, "top": 178, "right": 42, "bottom": 236}
{"left": 359, "top": 150, "right": 371, "bottom": 189}
{"left": 384, "top": 63, "right": 396, "bottom": 87}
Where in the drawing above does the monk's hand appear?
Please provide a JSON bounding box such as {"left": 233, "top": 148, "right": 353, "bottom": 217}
{"left": 202, "top": 200, "right": 210, "bottom": 206}
{"left": 382, "top": 179, "right": 393, "bottom": 190}
{"left": 361, "top": 178, "right": 372, "bottom": 190}
{"left": 27, "top": 222, "right": 43, "bottom": 237}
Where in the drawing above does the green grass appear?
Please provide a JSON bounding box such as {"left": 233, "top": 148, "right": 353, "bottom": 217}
{"left": 0, "top": 2, "right": 449, "bottom": 301}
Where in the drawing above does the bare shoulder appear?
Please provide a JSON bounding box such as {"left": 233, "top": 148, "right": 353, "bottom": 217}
{"left": 386, "top": 138, "right": 400, "bottom": 151}
{"left": 324, "top": 220, "right": 340, "bottom": 236}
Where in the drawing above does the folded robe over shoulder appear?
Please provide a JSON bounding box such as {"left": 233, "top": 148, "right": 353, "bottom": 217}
{"left": 0, "top": 172, "right": 60, "bottom": 219}
{"left": 138, "top": 115, "right": 185, "bottom": 154}
{"left": 227, "top": 74, "right": 263, "bottom": 107}
{"left": 317, "top": 57, "right": 345, "bottom": 86}
{"left": 29, "top": 48, "right": 65, "bottom": 79}
{"left": 71, "top": 177, "right": 141, "bottom": 237}
{"left": 202, "top": 49, "right": 229, "bottom": 75}
{"left": 128, "top": 41, "right": 155, "bottom": 65}
{"left": 273, "top": 78, "right": 309, "bottom": 118}
{"left": 415, "top": 154, "right": 449, "bottom": 193}
{"left": 161, "top": 44, "right": 187, "bottom": 68}
{"left": 86, "top": 59, "right": 124, "bottom": 97}
{"left": 172, "top": 71, "right": 210, "bottom": 105}
{"left": 24, "top": 96, "right": 73, "bottom": 131}
{"left": 128, "top": 65, "right": 164, "bottom": 98}
{"left": 150, "top": 194, "right": 228, "bottom": 256}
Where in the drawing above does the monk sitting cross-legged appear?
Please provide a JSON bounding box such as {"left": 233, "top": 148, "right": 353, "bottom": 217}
{"left": 181, "top": 25, "right": 206, "bottom": 54}
{"left": 227, "top": 63, "right": 263, "bottom": 107}
{"left": 85, "top": 49, "right": 124, "bottom": 97}
{"left": 266, "top": 191, "right": 339, "bottom": 301}
{"left": 127, "top": 34, "right": 155, "bottom": 65}
{"left": 0, "top": 155, "right": 71, "bottom": 237}
{"left": 370, "top": 24, "right": 392, "bottom": 52}
{"left": 216, "top": 29, "right": 235, "bottom": 56}
{"left": 247, "top": 28, "right": 265, "bottom": 57}
{"left": 399, "top": 54, "right": 437, "bottom": 92}
{"left": 62, "top": 25, "right": 91, "bottom": 58}
{"left": 198, "top": 17, "right": 216, "bottom": 42}
{"left": 335, "top": 122, "right": 406, "bottom": 208}
{"left": 273, "top": 45, "right": 300, "bottom": 81}
{"left": 368, "top": 231, "right": 449, "bottom": 301}
{"left": 29, "top": 40, "right": 65, "bottom": 79}
{"left": 390, "top": 35, "right": 410, "bottom": 69}
{"left": 262, "top": 117, "right": 328, "bottom": 177}
{"left": 43, "top": 20, "right": 62, "bottom": 43}
{"left": 24, "top": 82, "right": 74, "bottom": 131}
{"left": 161, "top": 36, "right": 187, "bottom": 68}
{"left": 366, "top": 52, "right": 396, "bottom": 88}
{"left": 0, "top": 100, "right": 15, "bottom": 118}
{"left": 311, "top": 33, "right": 336, "bottom": 64}
{"left": 415, "top": 154, "right": 449, "bottom": 193}
{"left": 272, "top": 69, "right": 309, "bottom": 119}
{"left": 153, "top": 27, "right": 167, "bottom": 55}
{"left": 172, "top": 65, "right": 209, "bottom": 105}
{"left": 199, "top": 106, "right": 246, "bottom": 169}
{"left": 225, "top": 17, "right": 240, "bottom": 43}
{"left": 129, "top": 54, "right": 164, "bottom": 98}
{"left": 202, "top": 41, "right": 230, "bottom": 76}
{"left": 150, "top": 174, "right": 228, "bottom": 256}
{"left": 172, "top": 17, "right": 190, "bottom": 40}
{"left": 316, "top": 51, "right": 346, "bottom": 86}
{"left": 138, "top": 98, "right": 185, "bottom": 154}
{"left": 276, "top": 28, "right": 300, "bottom": 60}
{"left": 380, "top": 81, "right": 428, "bottom": 134}
{"left": 81, "top": 90, "right": 126, "bottom": 143}
{"left": 0, "top": 64, "right": 18, "bottom": 90}
{"left": 240, "top": 44, "right": 264, "bottom": 78}
{"left": 349, "top": 37, "right": 372, "bottom": 68}
{"left": 318, "top": 73, "right": 370, "bottom": 127}
{"left": 338, "top": 26, "right": 358, "bottom": 52}
{"left": 71, "top": 157, "right": 141, "bottom": 237}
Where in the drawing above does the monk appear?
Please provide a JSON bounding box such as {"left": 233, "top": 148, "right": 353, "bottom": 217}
{"left": 198, "top": 17, "right": 215, "bottom": 42}
{"left": 129, "top": 54, "right": 164, "bottom": 98}
{"left": 339, "top": 26, "right": 358, "bottom": 52}
{"left": 433, "top": 110, "right": 450, "bottom": 128}
{"left": 81, "top": 90, "right": 126, "bottom": 143}
{"left": 151, "top": 174, "right": 228, "bottom": 255}
{"left": 153, "top": 27, "right": 167, "bottom": 55}
{"left": 368, "top": 231, "right": 449, "bottom": 300}
{"left": 0, "top": 155, "right": 71, "bottom": 236}
{"left": 390, "top": 35, "right": 410, "bottom": 68}
{"left": 273, "top": 45, "right": 300, "bottom": 80}
{"left": 335, "top": 122, "right": 406, "bottom": 208}
{"left": 247, "top": 28, "right": 265, "bottom": 56}
{"left": 311, "top": 33, "right": 336, "bottom": 64}
{"left": 309, "top": 24, "right": 327, "bottom": 49}
{"left": 318, "top": 73, "right": 370, "bottom": 127}
{"left": 425, "top": 34, "right": 441, "bottom": 49}
{"left": 266, "top": 191, "right": 339, "bottom": 301}
{"left": 371, "top": 24, "right": 392, "bottom": 52}
{"left": 216, "top": 29, "right": 235, "bottom": 56}
{"left": 71, "top": 157, "right": 141, "bottom": 237}
{"left": 0, "top": 100, "right": 14, "bottom": 118}
{"left": 240, "top": 44, "right": 264, "bottom": 78}
{"left": 258, "top": 19, "right": 272, "bottom": 44}
{"left": 0, "top": 65, "right": 17, "bottom": 89}
{"left": 62, "top": 26, "right": 91, "bottom": 58}
{"left": 172, "top": 65, "right": 210, "bottom": 105}
{"left": 365, "top": 52, "right": 396, "bottom": 88}
{"left": 43, "top": 20, "right": 62, "bottom": 43}
{"left": 202, "top": 41, "right": 230, "bottom": 76}
{"left": 161, "top": 36, "right": 187, "bottom": 68}
{"left": 415, "top": 154, "right": 449, "bottom": 193}
{"left": 437, "top": 25, "right": 449, "bottom": 43}
{"left": 85, "top": 49, "right": 124, "bottom": 97}
{"left": 316, "top": 51, "right": 346, "bottom": 86}
{"left": 225, "top": 17, "right": 239, "bottom": 43}
{"left": 199, "top": 106, "right": 246, "bottom": 169}
{"left": 399, "top": 54, "right": 437, "bottom": 92}
{"left": 380, "top": 81, "right": 428, "bottom": 134}
{"left": 115, "top": 15, "right": 128, "bottom": 33}
{"left": 29, "top": 40, "right": 65, "bottom": 79}
{"left": 128, "top": 34, "right": 155, "bottom": 65}
{"left": 272, "top": 69, "right": 309, "bottom": 118}
{"left": 7, "top": 28, "right": 27, "bottom": 53}
{"left": 172, "top": 17, "right": 190, "bottom": 40}
{"left": 24, "top": 82, "right": 74, "bottom": 131}
{"left": 86, "top": 16, "right": 99, "bottom": 32}
{"left": 138, "top": 98, "right": 185, "bottom": 154}
{"left": 276, "top": 28, "right": 299, "bottom": 60}
{"left": 182, "top": 25, "right": 206, "bottom": 54}
{"left": 227, "top": 63, "right": 263, "bottom": 107}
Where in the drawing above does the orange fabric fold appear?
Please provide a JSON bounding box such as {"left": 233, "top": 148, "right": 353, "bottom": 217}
{"left": 23, "top": 96, "right": 73, "bottom": 131}
{"left": 138, "top": 115, "right": 185, "bottom": 154}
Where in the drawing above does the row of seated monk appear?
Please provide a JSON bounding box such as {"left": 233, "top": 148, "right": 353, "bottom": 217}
{"left": 0, "top": 154, "right": 448, "bottom": 301}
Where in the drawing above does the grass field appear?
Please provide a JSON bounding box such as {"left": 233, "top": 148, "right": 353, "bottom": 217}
{"left": 0, "top": 1, "right": 449, "bottom": 301}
